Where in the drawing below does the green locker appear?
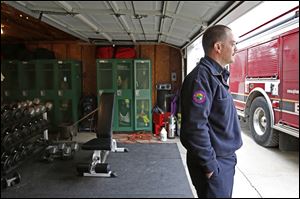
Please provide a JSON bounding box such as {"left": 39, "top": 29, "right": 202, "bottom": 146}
{"left": 134, "top": 59, "right": 152, "bottom": 131}
{"left": 96, "top": 59, "right": 116, "bottom": 130}
{"left": 1, "top": 60, "right": 21, "bottom": 101}
{"left": 36, "top": 59, "right": 58, "bottom": 131}
{"left": 96, "top": 59, "right": 134, "bottom": 132}
{"left": 55, "top": 60, "right": 82, "bottom": 126}
{"left": 19, "top": 61, "right": 38, "bottom": 100}
{"left": 96, "top": 59, "right": 115, "bottom": 96}
{"left": 36, "top": 60, "right": 57, "bottom": 99}
{"left": 35, "top": 59, "right": 82, "bottom": 132}
{"left": 96, "top": 59, "right": 152, "bottom": 132}
{"left": 1, "top": 59, "right": 82, "bottom": 134}
{"left": 115, "top": 59, "right": 134, "bottom": 131}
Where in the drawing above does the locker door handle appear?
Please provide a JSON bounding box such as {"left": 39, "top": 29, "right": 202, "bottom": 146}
{"left": 135, "top": 90, "right": 140, "bottom": 97}
{"left": 40, "top": 90, "right": 45, "bottom": 96}
{"left": 58, "top": 90, "right": 63, "bottom": 96}
{"left": 22, "top": 90, "right": 28, "bottom": 96}
{"left": 117, "top": 90, "right": 122, "bottom": 96}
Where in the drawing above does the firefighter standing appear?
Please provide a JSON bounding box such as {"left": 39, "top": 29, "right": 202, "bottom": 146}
{"left": 180, "top": 25, "right": 243, "bottom": 198}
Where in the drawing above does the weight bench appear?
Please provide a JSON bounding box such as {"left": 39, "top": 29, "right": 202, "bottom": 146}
{"left": 77, "top": 92, "right": 128, "bottom": 177}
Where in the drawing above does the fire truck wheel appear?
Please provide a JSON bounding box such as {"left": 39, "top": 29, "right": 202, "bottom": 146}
{"left": 249, "top": 97, "right": 279, "bottom": 147}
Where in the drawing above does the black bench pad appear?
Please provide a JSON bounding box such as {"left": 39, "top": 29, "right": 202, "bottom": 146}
{"left": 81, "top": 138, "right": 111, "bottom": 150}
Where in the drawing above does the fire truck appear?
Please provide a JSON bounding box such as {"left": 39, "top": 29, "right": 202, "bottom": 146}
{"left": 229, "top": 7, "right": 299, "bottom": 147}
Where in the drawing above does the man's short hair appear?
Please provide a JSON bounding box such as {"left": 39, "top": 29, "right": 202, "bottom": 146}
{"left": 202, "top": 25, "right": 231, "bottom": 55}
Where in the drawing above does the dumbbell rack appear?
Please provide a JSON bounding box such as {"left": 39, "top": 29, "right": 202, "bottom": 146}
{"left": 1, "top": 100, "right": 51, "bottom": 188}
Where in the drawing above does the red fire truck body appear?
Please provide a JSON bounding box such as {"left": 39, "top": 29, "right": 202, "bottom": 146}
{"left": 229, "top": 9, "right": 299, "bottom": 147}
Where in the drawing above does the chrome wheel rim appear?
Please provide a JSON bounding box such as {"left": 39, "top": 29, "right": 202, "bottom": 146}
{"left": 253, "top": 107, "right": 267, "bottom": 136}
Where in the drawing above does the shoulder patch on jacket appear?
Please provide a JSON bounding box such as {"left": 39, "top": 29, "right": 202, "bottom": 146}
{"left": 193, "top": 90, "right": 206, "bottom": 104}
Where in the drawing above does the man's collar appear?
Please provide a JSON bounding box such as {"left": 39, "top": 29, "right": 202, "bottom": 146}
{"left": 201, "top": 55, "right": 225, "bottom": 76}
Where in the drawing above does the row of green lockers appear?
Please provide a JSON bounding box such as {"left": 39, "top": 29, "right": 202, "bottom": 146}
{"left": 1, "top": 59, "right": 152, "bottom": 133}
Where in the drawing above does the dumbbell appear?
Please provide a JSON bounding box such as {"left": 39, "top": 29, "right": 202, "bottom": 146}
{"left": 2, "top": 133, "right": 14, "bottom": 150}
{"left": 22, "top": 144, "right": 33, "bottom": 158}
{"left": 45, "top": 102, "right": 53, "bottom": 112}
{"left": 2, "top": 172, "right": 21, "bottom": 188}
{"left": 34, "top": 102, "right": 53, "bottom": 117}
{"left": 34, "top": 137, "right": 46, "bottom": 147}
{"left": 25, "top": 100, "right": 33, "bottom": 107}
{"left": 41, "top": 146, "right": 58, "bottom": 163}
{"left": 12, "top": 127, "right": 22, "bottom": 142}
{"left": 11, "top": 150, "right": 21, "bottom": 166}
{"left": 61, "top": 143, "right": 79, "bottom": 159}
{"left": 1, "top": 106, "right": 12, "bottom": 124}
{"left": 18, "top": 106, "right": 26, "bottom": 118}
{"left": 18, "top": 101, "right": 39, "bottom": 118}
{"left": 17, "top": 101, "right": 27, "bottom": 108}
{"left": 48, "top": 146, "right": 58, "bottom": 154}
{"left": 57, "top": 143, "right": 66, "bottom": 151}
{"left": 27, "top": 122, "right": 37, "bottom": 135}
{"left": 1, "top": 104, "right": 9, "bottom": 112}
{"left": 8, "top": 103, "right": 20, "bottom": 120}
{"left": 70, "top": 143, "right": 79, "bottom": 152}
{"left": 38, "top": 105, "right": 46, "bottom": 115}
{"left": 1, "top": 153, "right": 13, "bottom": 171}
{"left": 9, "top": 102, "right": 18, "bottom": 109}
{"left": 62, "top": 146, "right": 73, "bottom": 159}
{"left": 32, "top": 105, "right": 41, "bottom": 117}
{"left": 1, "top": 151, "right": 9, "bottom": 162}
{"left": 33, "top": 98, "right": 41, "bottom": 105}
{"left": 18, "top": 144, "right": 28, "bottom": 160}
{"left": 24, "top": 106, "right": 36, "bottom": 118}
{"left": 31, "top": 119, "right": 42, "bottom": 133}
{"left": 19, "top": 124, "right": 31, "bottom": 138}
{"left": 1, "top": 126, "right": 11, "bottom": 138}
{"left": 11, "top": 106, "right": 22, "bottom": 120}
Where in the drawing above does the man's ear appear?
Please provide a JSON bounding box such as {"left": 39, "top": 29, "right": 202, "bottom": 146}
{"left": 214, "top": 42, "right": 222, "bottom": 54}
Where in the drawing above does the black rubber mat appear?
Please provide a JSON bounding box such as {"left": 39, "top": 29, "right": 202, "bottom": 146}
{"left": 1, "top": 143, "right": 193, "bottom": 198}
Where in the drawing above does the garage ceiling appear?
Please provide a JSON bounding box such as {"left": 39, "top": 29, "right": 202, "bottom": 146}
{"left": 1, "top": 2, "right": 79, "bottom": 42}
{"left": 3, "top": 1, "right": 247, "bottom": 49}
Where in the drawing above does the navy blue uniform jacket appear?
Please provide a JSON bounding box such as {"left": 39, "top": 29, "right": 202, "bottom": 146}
{"left": 180, "top": 56, "right": 243, "bottom": 173}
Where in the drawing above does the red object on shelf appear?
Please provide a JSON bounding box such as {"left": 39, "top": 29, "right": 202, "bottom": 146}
{"left": 153, "top": 113, "right": 164, "bottom": 125}
{"left": 153, "top": 112, "right": 171, "bottom": 135}
{"left": 115, "top": 47, "right": 136, "bottom": 58}
{"left": 164, "top": 112, "right": 171, "bottom": 122}
{"left": 154, "top": 124, "right": 162, "bottom": 136}
{"left": 96, "top": 46, "right": 114, "bottom": 59}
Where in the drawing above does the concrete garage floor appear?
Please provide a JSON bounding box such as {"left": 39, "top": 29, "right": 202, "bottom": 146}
{"left": 176, "top": 121, "right": 299, "bottom": 198}
{"left": 73, "top": 121, "right": 299, "bottom": 198}
{"left": 232, "top": 122, "right": 299, "bottom": 198}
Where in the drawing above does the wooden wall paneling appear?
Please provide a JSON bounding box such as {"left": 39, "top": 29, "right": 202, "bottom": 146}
{"left": 169, "top": 47, "right": 182, "bottom": 93}
{"left": 155, "top": 45, "right": 170, "bottom": 108}
{"left": 52, "top": 43, "right": 67, "bottom": 60}
{"left": 134, "top": 45, "right": 140, "bottom": 58}
{"left": 155, "top": 45, "right": 170, "bottom": 84}
{"left": 25, "top": 44, "right": 38, "bottom": 52}
{"left": 67, "top": 43, "right": 81, "bottom": 61}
